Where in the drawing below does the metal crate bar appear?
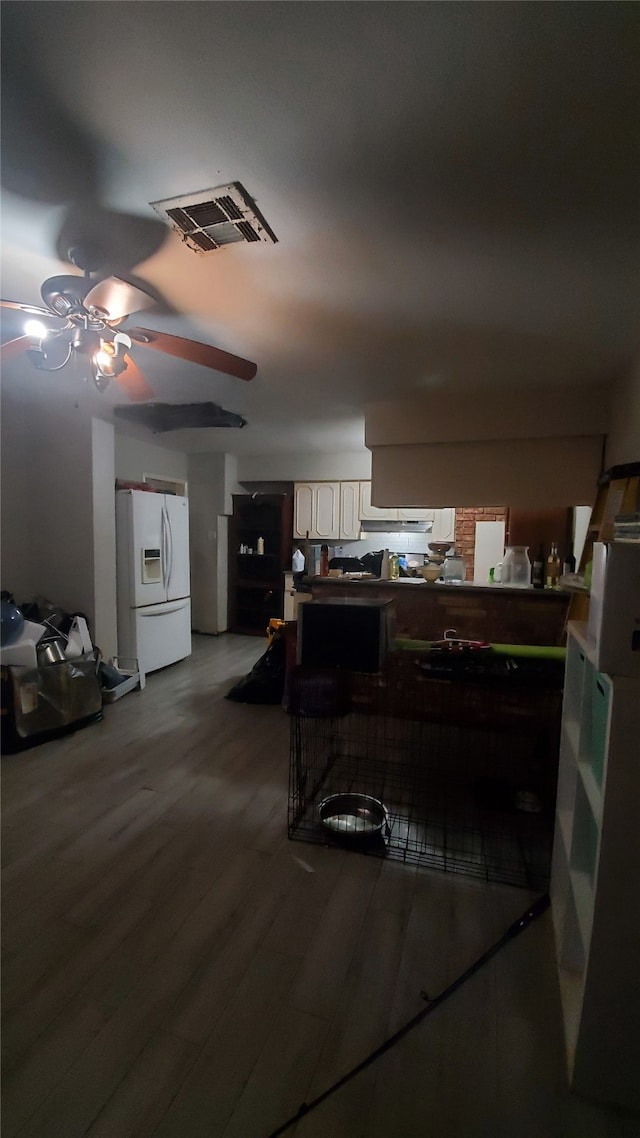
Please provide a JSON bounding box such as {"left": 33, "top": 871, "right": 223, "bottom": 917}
{"left": 288, "top": 653, "right": 562, "bottom": 890}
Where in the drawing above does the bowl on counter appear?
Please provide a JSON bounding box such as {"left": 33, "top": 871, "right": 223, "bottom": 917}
{"left": 420, "top": 564, "right": 442, "bottom": 582}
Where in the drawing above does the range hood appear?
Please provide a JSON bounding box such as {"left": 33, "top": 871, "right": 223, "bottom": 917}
{"left": 360, "top": 519, "right": 432, "bottom": 534}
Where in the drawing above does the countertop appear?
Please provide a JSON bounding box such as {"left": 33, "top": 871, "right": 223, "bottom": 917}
{"left": 305, "top": 575, "right": 569, "bottom": 600}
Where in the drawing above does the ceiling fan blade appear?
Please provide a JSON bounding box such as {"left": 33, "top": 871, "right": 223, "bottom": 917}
{"left": 1, "top": 336, "right": 32, "bottom": 360}
{"left": 56, "top": 205, "right": 168, "bottom": 276}
{"left": 128, "top": 327, "right": 257, "bottom": 381}
{"left": 1, "top": 299, "right": 56, "bottom": 318}
{"left": 1, "top": 8, "right": 98, "bottom": 205}
{"left": 117, "top": 356, "right": 156, "bottom": 402}
{"left": 84, "top": 277, "right": 157, "bottom": 321}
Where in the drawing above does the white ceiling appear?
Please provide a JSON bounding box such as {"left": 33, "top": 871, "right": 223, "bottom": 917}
{"left": 1, "top": 2, "right": 639, "bottom": 457}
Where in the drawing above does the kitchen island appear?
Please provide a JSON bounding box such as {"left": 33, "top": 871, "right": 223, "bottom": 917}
{"left": 305, "top": 576, "right": 570, "bottom": 645}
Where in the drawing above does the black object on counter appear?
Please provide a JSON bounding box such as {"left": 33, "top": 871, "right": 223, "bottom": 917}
{"left": 360, "top": 550, "right": 383, "bottom": 577}
{"left": 328, "top": 556, "right": 366, "bottom": 573}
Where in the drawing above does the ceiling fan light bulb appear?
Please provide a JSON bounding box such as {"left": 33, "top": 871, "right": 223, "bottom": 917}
{"left": 95, "top": 349, "right": 114, "bottom": 372}
{"left": 25, "top": 319, "right": 49, "bottom": 339}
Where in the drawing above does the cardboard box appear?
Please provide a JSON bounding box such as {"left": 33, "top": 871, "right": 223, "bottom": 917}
{"left": 587, "top": 542, "right": 640, "bottom": 677}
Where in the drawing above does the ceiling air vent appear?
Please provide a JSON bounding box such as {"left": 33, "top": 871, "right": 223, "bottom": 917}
{"left": 150, "top": 182, "right": 277, "bottom": 254}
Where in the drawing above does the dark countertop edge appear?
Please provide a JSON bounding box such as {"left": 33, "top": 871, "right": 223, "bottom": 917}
{"left": 305, "top": 576, "right": 572, "bottom": 600}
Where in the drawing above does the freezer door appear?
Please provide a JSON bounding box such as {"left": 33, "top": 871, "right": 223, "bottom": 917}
{"left": 134, "top": 598, "right": 192, "bottom": 673}
{"left": 126, "top": 490, "right": 167, "bottom": 608}
{"left": 164, "top": 495, "right": 191, "bottom": 601}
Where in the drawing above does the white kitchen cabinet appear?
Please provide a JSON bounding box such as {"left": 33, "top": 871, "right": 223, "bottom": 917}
{"left": 293, "top": 482, "right": 340, "bottom": 540}
{"left": 550, "top": 622, "right": 640, "bottom": 1112}
{"left": 339, "top": 481, "right": 361, "bottom": 539}
{"left": 431, "top": 507, "right": 456, "bottom": 543}
{"left": 358, "top": 482, "right": 399, "bottom": 521}
{"left": 397, "top": 506, "right": 435, "bottom": 521}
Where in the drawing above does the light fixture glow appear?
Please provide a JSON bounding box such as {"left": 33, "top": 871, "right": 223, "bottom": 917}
{"left": 95, "top": 349, "right": 114, "bottom": 372}
{"left": 25, "top": 320, "right": 49, "bottom": 339}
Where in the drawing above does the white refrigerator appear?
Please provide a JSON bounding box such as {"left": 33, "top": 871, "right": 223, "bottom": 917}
{"left": 116, "top": 489, "right": 192, "bottom": 674}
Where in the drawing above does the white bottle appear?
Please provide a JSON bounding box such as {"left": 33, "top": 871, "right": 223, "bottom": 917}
{"left": 257, "top": 536, "right": 264, "bottom": 555}
{"left": 292, "top": 548, "right": 305, "bottom": 572}
{"left": 381, "top": 548, "right": 390, "bottom": 580}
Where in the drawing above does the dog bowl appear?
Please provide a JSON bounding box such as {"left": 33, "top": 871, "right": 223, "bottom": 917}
{"left": 318, "top": 792, "right": 389, "bottom": 838}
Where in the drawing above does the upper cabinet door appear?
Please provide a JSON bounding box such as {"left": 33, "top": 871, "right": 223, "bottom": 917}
{"left": 293, "top": 483, "right": 314, "bottom": 539}
{"left": 339, "top": 481, "right": 361, "bottom": 540}
{"left": 431, "top": 508, "right": 456, "bottom": 543}
{"left": 293, "top": 482, "right": 340, "bottom": 540}
{"left": 359, "top": 482, "right": 399, "bottom": 521}
{"left": 314, "top": 482, "right": 340, "bottom": 540}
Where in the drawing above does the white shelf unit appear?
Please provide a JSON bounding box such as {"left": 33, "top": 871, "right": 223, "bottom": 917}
{"left": 551, "top": 621, "right": 640, "bottom": 1113}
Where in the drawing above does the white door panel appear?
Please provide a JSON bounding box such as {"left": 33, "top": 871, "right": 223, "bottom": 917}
{"left": 314, "top": 483, "right": 339, "bottom": 540}
{"left": 339, "top": 482, "right": 361, "bottom": 539}
{"left": 134, "top": 598, "right": 192, "bottom": 673}
{"left": 165, "top": 495, "right": 190, "bottom": 600}
{"left": 129, "top": 491, "right": 166, "bottom": 608}
{"left": 293, "top": 484, "right": 314, "bottom": 539}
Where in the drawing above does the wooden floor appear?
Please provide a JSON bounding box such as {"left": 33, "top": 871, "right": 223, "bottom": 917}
{"left": 1, "top": 634, "right": 634, "bottom": 1138}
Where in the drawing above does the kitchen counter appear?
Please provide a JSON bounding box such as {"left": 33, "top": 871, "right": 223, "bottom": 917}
{"left": 304, "top": 575, "right": 571, "bottom": 645}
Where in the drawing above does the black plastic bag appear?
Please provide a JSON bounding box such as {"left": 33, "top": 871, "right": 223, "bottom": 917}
{"left": 225, "top": 634, "right": 286, "bottom": 704}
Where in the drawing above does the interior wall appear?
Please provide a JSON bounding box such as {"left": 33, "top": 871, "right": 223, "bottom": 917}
{"left": 605, "top": 357, "right": 640, "bottom": 468}
{"left": 188, "top": 454, "right": 227, "bottom": 634}
{"left": 24, "top": 399, "right": 96, "bottom": 622}
{"left": 92, "top": 419, "right": 117, "bottom": 660}
{"left": 0, "top": 390, "right": 32, "bottom": 597}
{"left": 237, "top": 451, "right": 372, "bottom": 483}
{"left": 114, "top": 434, "right": 188, "bottom": 483}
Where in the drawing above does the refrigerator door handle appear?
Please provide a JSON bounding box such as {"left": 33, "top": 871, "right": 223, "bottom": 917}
{"left": 167, "top": 506, "right": 174, "bottom": 592}
{"left": 161, "top": 506, "right": 168, "bottom": 592}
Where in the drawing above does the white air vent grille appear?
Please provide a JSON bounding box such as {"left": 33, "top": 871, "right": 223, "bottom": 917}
{"left": 151, "top": 182, "right": 277, "bottom": 254}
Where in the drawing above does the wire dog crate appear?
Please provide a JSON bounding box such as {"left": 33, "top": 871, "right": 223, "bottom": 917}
{"left": 288, "top": 652, "right": 563, "bottom": 890}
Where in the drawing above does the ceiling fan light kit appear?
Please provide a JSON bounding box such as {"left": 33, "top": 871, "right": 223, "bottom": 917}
{"left": 1, "top": 243, "right": 258, "bottom": 399}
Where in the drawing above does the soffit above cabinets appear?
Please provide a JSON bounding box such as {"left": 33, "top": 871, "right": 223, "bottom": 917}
{"left": 371, "top": 436, "right": 604, "bottom": 509}
{"left": 365, "top": 382, "right": 610, "bottom": 448}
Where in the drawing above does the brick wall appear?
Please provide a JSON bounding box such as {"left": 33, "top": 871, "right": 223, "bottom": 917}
{"left": 454, "top": 507, "right": 508, "bottom": 580}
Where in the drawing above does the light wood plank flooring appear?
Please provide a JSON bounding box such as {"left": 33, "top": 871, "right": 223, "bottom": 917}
{"left": 1, "top": 633, "right": 635, "bottom": 1137}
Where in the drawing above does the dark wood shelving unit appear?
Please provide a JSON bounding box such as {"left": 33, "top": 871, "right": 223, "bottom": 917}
{"left": 228, "top": 493, "right": 294, "bottom": 635}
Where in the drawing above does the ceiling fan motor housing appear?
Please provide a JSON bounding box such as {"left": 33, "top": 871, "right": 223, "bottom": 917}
{"left": 41, "top": 274, "right": 91, "bottom": 316}
{"left": 72, "top": 327, "right": 101, "bottom": 354}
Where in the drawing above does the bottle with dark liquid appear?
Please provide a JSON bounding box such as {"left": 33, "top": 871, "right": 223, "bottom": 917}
{"left": 532, "top": 544, "right": 545, "bottom": 589}
{"left": 563, "top": 544, "right": 576, "bottom": 576}
{"left": 545, "top": 542, "right": 561, "bottom": 589}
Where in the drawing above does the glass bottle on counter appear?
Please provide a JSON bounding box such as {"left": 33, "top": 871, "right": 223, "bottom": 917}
{"left": 532, "top": 544, "right": 545, "bottom": 589}
{"left": 389, "top": 553, "right": 400, "bottom": 580}
{"left": 545, "top": 542, "right": 561, "bottom": 589}
{"left": 563, "top": 544, "right": 576, "bottom": 575}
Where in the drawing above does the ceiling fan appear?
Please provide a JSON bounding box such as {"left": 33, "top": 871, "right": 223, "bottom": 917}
{"left": 0, "top": 9, "right": 257, "bottom": 401}
{"left": 0, "top": 242, "right": 257, "bottom": 401}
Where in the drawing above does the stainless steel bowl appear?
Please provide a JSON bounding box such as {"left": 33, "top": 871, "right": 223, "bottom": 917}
{"left": 318, "top": 793, "right": 389, "bottom": 838}
{"left": 36, "top": 638, "right": 67, "bottom": 666}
